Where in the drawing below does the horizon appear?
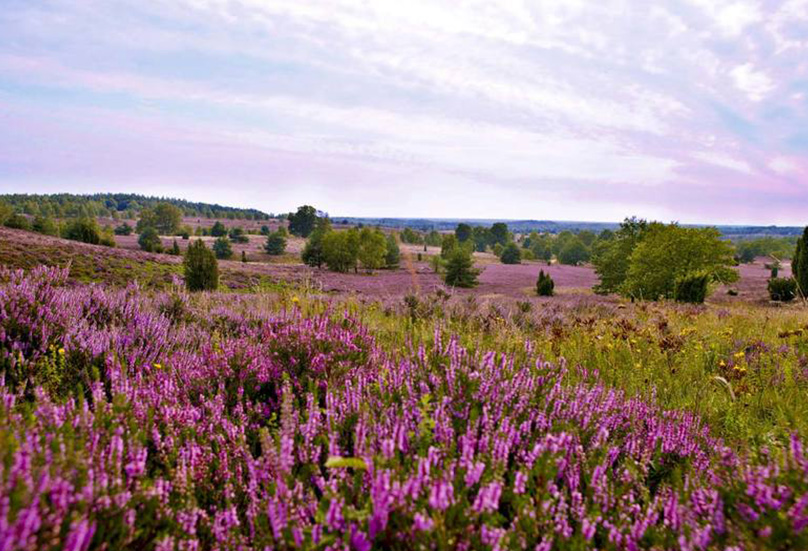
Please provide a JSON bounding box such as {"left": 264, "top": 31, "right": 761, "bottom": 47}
{"left": 1, "top": 1, "right": 807, "bottom": 225}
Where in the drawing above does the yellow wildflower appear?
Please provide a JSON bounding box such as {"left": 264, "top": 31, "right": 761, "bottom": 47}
{"left": 154, "top": 363, "right": 162, "bottom": 369}
{"left": 734, "top": 351, "right": 745, "bottom": 359}
{"left": 719, "top": 360, "right": 726, "bottom": 367}
{"left": 58, "top": 348, "right": 65, "bottom": 355}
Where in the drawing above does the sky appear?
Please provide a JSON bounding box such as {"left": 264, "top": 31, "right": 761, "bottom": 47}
{"left": 0, "top": 1, "right": 807, "bottom": 224}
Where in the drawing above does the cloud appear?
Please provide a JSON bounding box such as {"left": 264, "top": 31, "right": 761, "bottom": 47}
{"left": 730, "top": 63, "right": 775, "bottom": 101}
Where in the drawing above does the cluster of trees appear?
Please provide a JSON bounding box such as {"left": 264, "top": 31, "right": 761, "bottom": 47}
{"left": 591, "top": 218, "right": 738, "bottom": 302}
{"left": 302, "top": 218, "right": 400, "bottom": 273}
{"left": 0, "top": 193, "right": 270, "bottom": 220}
{"left": 0, "top": 202, "right": 119, "bottom": 248}
{"left": 735, "top": 236, "right": 796, "bottom": 263}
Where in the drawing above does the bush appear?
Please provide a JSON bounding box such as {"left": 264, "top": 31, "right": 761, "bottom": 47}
{"left": 138, "top": 227, "right": 163, "bottom": 252}
{"left": 229, "top": 227, "right": 249, "bottom": 243}
{"left": 171, "top": 240, "right": 181, "bottom": 256}
{"left": 385, "top": 234, "right": 400, "bottom": 268}
{"left": 210, "top": 221, "right": 227, "bottom": 237}
{"left": 99, "top": 227, "right": 116, "bottom": 248}
{"left": 63, "top": 218, "right": 101, "bottom": 245}
{"left": 4, "top": 213, "right": 31, "bottom": 231}
{"left": 500, "top": 242, "right": 521, "bottom": 264}
{"left": 114, "top": 223, "right": 133, "bottom": 236}
{"left": 768, "top": 277, "right": 797, "bottom": 302}
{"left": 32, "top": 216, "right": 58, "bottom": 236}
{"left": 673, "top": 272, "right": 710, "bottom": 304}
{"left": 536, "top": 270, "right": 554, "bottom": 296}
{"left": 241, "top": 250, "right": 248, "bottom": 263}
{"left": 265, "top": 232, "right": 287, "bottom": 255}
{"left": 444, "top": 248, "right": 480, "bottom": 288}
{"left": 213, "top": 236, "right": 233, "bottom": 259}
{"left": 184, "top": 239, "right": 219, "bottom": 291}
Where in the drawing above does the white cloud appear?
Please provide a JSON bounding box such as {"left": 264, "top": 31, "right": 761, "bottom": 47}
{"left": 729, "top": 63, "right": 774, "bottom": 101}
{"left": 693, "top": 151, "right": 754, "bottom": 173}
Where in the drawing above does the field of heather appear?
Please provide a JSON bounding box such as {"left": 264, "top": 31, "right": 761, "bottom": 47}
{"left": 3, "top": 252, "right": 808, "bottom": 550}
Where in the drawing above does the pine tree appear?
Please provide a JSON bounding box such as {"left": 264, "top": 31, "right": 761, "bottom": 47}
{"left": 794, "top": 227, "right": 808, "bottom": 297}
{"left": 536, "top": 270, "right": 554, "bottom": 296}
{"left": 184, "top": 240, "right": 218, "bottom": 292}
{"left": 444, "top": 248, "right": 480, "bottom": 288}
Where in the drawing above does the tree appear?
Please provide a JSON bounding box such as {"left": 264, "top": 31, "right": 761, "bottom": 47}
{"left": 500, "top": 242, "right": 522, "bottom": 264}
{"left": 241, "top": 250, "right": 248, "bottom": 263}
{"left": 592, "top": 217, "right": 651, "bottom": 294}
{"left": 441, "top": 234, "right": 458, "bottom": 259}
{"left": 536, "top": 270, "right": 555, "bottom": 296}
{"left": 210, "top": 221, "right": 228, "bottom": 237}
{"left": 213, "top": 236, "right": 233, "bottom": 259}
{"left": 138, "top": 227, "right": 163, "bottom": 253}
{"left": 264, "top": 231, "right": 287, "bottom": 255}
{"left": 768, "top": 277, "right": 797, "bottom": 302}
{"left": 578, "top": 230, "right": 597, "bottom": 247}
{"left": 557, "top": 237, "right": 589, "bottom": 265}
{"left": 425, "top": 230, "right": 442, "bottom": 247}
{"left": 136, "top": 202, "right": 182, "bottom": 235}
{"left": 358, "top": 228, "right": 388, "bottom": 272}
{"left": 288, "top": 205, "right": 318, "bottom": 237}
{"left": 622, "top": 224, "right": 738, "bottom": 301}
{"left": 323, "top": 230, "right": 359, "bottom": 273}
{"left": 184, "top": 240, "right": 218, "bottom": 292}
{"left": 4, "top": 213, "right": 31, "bottom": 231}
{"left": 472, "top": 226, "right": 489, "bottom": 252}
{"left": 793, "top": 227, "right": 808, "bottom": 297}
{"left": 401, "top": 227, "right": 423, "bottom": 244}
{"left": 302, "top": 218, "right": 332, "bottom": 268}
{"left": 530, "top": 235, "right": 553, "bottom": 263}
{"left": 31, "top": 216, "right": 58, "bottom": 236}
{"left": 229, "top": 227, "right": 249, "bottom": 243}
{"left": 489, "top": 223, "right": 509, "bottom": 246}
{"left": 114, "top": 223, "right": 133, "bottom": 236}
{"left": 385, "top": 234, "right": 400, "bottom": 268}
{"left": 444, "top": 248, "right": 480, "bottom": 288}
{"left": 171, "top": 240, "right": 181, "bottom": 256}
{"left": 64, "top": 218, "right": 101, "bottom": 245}
{"left": 455, "top": 223, "right": 473, "bottom": 243}
{"left": 0, "top": 201, "right": 12, "bottom": 225}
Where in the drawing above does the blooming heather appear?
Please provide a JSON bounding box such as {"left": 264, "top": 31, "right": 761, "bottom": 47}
{"left": 1, "top": 266, "right": 807, "bottom": 550}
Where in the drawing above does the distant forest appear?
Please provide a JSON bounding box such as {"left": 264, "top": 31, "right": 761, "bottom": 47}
{"left": 0, "top": 193, "right": 271, "bottom": 220}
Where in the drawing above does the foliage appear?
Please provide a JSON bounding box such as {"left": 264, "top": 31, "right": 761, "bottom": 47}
{"left": 114, "top": 222, "right": 133, "bottom": 236}
{"left": 322, "top": 229, "right": 360, "bottom": 273}
{"left": 99, "top": 226, "right": 116, "bottom": 248}
{"left": 736, "top": 236, "right": 796, "bottom": 263}
{"left": 138, "top": 227, "right": 163, "bottom": 253}
{"left": 0, "top": 200, "right": 12, "bottom": 225}
{"left": 385, "top": 234, "right": 400, "bottom": 268}
{"left": 301, "top": 218, "right": 333, "bottom": 268}
{"left": 63, "top": 217, "right": 102, "bottom": 245}
{"left": 768, "top": 277, "right": 797, "bottom": 302}
{"left": 489, "top": 222, "right": 509, "bottom": 246}
{"left": 264, "top": 231, "right": 287, "bottom": 256}
{"left": 3, "top": 213, "right": 31, "bottom": 231}
{"left": 241, "top": 250, "right": 248, "bottom": 263}
{"left": 288, "top": 205, "right": 318, "bottom": 237}
{"left": 229, "top": 227, "right": 249, "bottom": 243}
{"left": 500, "top": 242, "right": 522, "bottom": 264}
{"left": 440, "top": 234, "right": 458, "bottom": 258}
{"left": 592, "top": 217, "right": 650, "bottom": 294}
{"left": 213, "top": 236, "right": 233, "bottom": 259}
{"left": 455, "top": 222, "right": 472, "bottom": 243}
{"left": 793, "top": 227, "right": 808, "bottom": 298}
{"left": 444, "top": 247, "right": 480, "bottom": 287}
{"left": 424, "top": 230, "right": 443, "bottom": 247}
{"left": 184, "top": 239, "right": 219, "bottom": 291}
{"left": 557, "top": 237, "right": 590, "bottom": 265}
{"left": 170, "top": 240, "right": 181, "bottom": 256}
{"left": 673, "top": 271, "right": 710, "bottom": 304}
{"left": 357, "top": 228, "right": 388, "bottom": 272}
{"left": 472, "top": 226, "right": 489, "bottom": 252}
{"left": 31, "top": 216, "right": 58, "bottom": 236}
{"left": 623, "top": 224, "right": 738, "bottom": 301}
{"left": 210, "top": 221, "right": 228, "bottom": 237}
{"left": 135, "top": 202, "right": 182, "bottom": 235}
{"left": 536, "top": 269, "right": 555, "bottom": 296}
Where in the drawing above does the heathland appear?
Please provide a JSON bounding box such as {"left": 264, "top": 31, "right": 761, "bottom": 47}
{"left": 1, "top": 196, "right": 808, "bottom": 551}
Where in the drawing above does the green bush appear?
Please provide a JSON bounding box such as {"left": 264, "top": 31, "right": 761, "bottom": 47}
{"left": 170, "top": 240, "right": 181, "bottom": 256}
{"left": 444, "top": 248, "right": 480, "bottom": 288}
{"left": 138, "top": 227, "right": 163, "bottom": 253}
{"left": 99, "top": 227, "right": 116, "bottom": 248}
{"left": 229, "top": 227, "right": 249, "bottom": 243}
{"left": 673, "top": 272, "right": 710, "bottom": 304}
{"left": 64, "top": 218, "right": 101, "bottom": 245}
{"left": 768, "top": 277, "right": 797, "bottom": 302}
{"left": 4, "top": 213, "right": 31, "bottom": 231}
{"left": 265, "top": 232, "right": 287, "bottom": 255}
{"left": 184, "top": 239, "right": 219, "bottom": 292}
{"left": 536, "top": 270, "right": 554, "bottom": 296}
{"left": 32, "top": 216, "right": 59, "bottom": 236}
{"left": 213, "top": 236, "right": 233, "bottom": 259}
{"left": 500, "top": 242, "right": 522, "bottom": 264}
{"left": 210, "top": 221, "right": 227, "bottom": 237}
{"left": 114, "top": 223, "right": 133, "bottom": 236}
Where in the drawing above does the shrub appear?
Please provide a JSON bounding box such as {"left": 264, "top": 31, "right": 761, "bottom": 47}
{"left": 557, "top": 237, "right": 589, "bottom": 265}
{"left": 213, "top": 236, "right": 233, "bottom": 259}
{"left": 63, "top": 218, "right": 101, "bottom": 245}
{"left": 673, "top": 272, "right": 710, "bottom": 304}
{"left": 99, "top": 227, "right": 116, "bottom": 248}
{"left": 500, "top": 242, "right": 521, "bottom": 264}
{"left": 536, "top": 269, "right": 554, "bottom": 296}
{"left": 4, "top": 213, "right": 31, "bottom": 231}
{"left": 229, "top": 227, "right": 249, "bottom": 243}
{"left": 265, "top": 231, "right": 287, "bottom": 255}
{"left": 385, "top": 234, "right": 400, "bottom": 268}
{"left": 114, "top": 223, "right": 133, "bottom": 236}
{"left": 444, "top": 248, "right": 480, "bottom": 288}
{"left": 210, "top": 221, "right": 227, "bottom": 237}
{"left": 492, "top": 242, "right": 504, "bottom": 257}
{"left": 32, "top": 216, "right": 58, "bottom": 236}
{"left": 171, "top": 240, "right": 181, "bottom": 256}
{"left": 768, "top": 277, "right": 797, "bottom": 302}
{"left": 184, "top": 239, "right": 218, "bottom": 291}
{"left": 138, "top": 227, "right": 163, "bottom": 253}
{"left": 241, "top": 250, "right": 247, "bottom": 263}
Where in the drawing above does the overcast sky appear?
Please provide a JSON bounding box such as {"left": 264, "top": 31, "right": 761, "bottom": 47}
{"left": 1, "top": 0, "right": 807, "bottom": 224}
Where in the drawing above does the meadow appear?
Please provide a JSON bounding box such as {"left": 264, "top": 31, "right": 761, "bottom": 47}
{"left": 2, "top": 219, "right": 808, "bottom": 550}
